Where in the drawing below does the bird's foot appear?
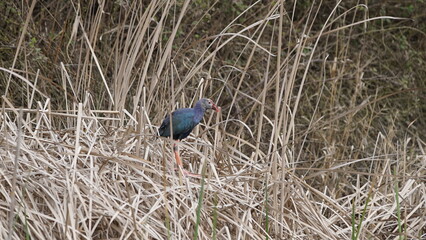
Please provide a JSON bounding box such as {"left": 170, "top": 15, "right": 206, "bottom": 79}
{"left": 182, "top": 169, "right": 201, "bottom": 178}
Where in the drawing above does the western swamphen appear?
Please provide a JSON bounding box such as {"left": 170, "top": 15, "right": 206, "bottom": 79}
{"left": 159, "top": 98, "right": 220, "bottom": 176}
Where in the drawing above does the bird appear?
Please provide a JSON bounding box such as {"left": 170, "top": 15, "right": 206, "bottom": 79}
{"left": 159, "top": 98, "right": 220, "bottom": 176}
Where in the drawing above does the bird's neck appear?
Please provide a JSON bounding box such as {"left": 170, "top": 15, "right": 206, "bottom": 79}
{"left": 193, "top": 103, "right": 206, "bottom": 123}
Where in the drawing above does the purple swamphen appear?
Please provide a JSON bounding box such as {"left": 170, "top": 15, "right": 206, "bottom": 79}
{"left": 159, "top": 98, "right": 220, "bottom": 176}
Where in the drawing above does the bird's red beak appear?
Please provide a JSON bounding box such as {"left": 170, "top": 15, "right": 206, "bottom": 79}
{"left": 212, "top": 103, "right": 220, "bottom": 112}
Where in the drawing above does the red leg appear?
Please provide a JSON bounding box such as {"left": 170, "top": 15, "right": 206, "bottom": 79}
{"left": 173, "top": 141, "right": 200, "bottom": 177}
{"left": 173, "top": 142, "right": 183, "bottom": 167}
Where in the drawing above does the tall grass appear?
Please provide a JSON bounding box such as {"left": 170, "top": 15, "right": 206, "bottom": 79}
{"left": 1, "top": 0, "right": 425, "bottom": 239}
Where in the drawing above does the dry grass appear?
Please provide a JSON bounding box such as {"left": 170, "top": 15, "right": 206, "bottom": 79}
{"left": 1, "top": 0, "right": 426, "bottom": 239}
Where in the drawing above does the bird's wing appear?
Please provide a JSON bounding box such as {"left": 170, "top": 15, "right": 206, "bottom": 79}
{"left": 170, "top": 109, "right": 196, "bottom": 135}
{"left": 159, "top": 108, "right": 197, "bottom": 138}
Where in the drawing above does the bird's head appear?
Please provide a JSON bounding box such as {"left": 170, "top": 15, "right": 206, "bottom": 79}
{"left": 199, "top": 98, "right": 220, "bottom": 112}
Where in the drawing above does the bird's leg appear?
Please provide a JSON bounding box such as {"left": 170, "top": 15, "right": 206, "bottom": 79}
{"left": 173, "top": 141, "right": 186, "bottom": 175}
{"left": 173, "top": 141, "right": 200, "bottom": 177}
{"left": 173, "top": 142, "right": 183, "bottom": 167}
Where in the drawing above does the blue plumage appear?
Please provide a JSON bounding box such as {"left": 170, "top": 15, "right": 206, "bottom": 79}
{"left": 159, "top": 98, "right": 219, "bottom": 140}
{"left": 159, "top": 108, "right": 198, "bottom": 140}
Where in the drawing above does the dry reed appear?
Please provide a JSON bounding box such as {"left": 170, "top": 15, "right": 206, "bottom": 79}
{"left": 1, "top": 1, "right": 425, "bottom": 239}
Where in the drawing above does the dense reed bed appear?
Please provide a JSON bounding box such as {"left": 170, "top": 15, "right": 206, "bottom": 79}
{"left": 1, "top": 1, "right": 425, "bottom": 239}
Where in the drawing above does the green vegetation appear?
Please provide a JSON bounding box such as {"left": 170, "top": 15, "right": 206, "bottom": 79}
{"left": 1, "top": 0, "right": 425, "bottom": 239}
